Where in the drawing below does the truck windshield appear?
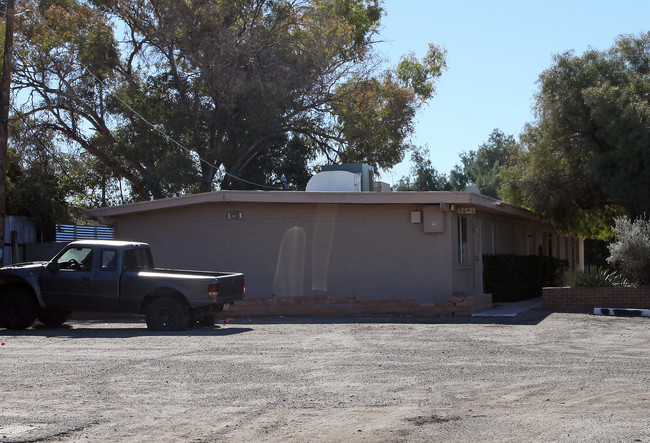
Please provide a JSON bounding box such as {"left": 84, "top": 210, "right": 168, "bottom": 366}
{"left": 57, "top": 247, "right": 93, "bottom": 271}
{"left": 123, "top": 248, "right": 154, "bottom": 271}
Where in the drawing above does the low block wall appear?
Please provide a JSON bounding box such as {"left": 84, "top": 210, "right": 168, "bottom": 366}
{"left": 542, "top": 287, "right": 650, "bottom": 313}
{"left": 226, "top": 294, "right": 492, "bottom": 318}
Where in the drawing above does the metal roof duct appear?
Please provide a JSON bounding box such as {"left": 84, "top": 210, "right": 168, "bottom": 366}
{"left": 305, "top": 170, "right": 361, "bottom": 192}
{"left": 307, "top": 163, "right": 375, "bottom": 192}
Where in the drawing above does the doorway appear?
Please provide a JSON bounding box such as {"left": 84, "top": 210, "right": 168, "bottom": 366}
{"left": 474, "top": 221, "right": 483, "bottom": 295}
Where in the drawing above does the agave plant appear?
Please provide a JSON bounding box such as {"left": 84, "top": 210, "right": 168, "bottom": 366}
{"left": 568, "top": 265, "right": 633, "bottom": 288}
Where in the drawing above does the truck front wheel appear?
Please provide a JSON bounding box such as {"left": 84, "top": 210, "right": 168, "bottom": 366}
{"left": 145, "top": 297, "right": 190, "bottom": 331}
{"left": 0, "top": 288, "right": 38, "bottom": 330}
{"left": 37, "top": 309, "right": 71, "bottom": 328}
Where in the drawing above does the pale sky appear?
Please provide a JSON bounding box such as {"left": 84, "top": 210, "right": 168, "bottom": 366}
{"left": 377, "top": 0, "right": 650, "bottom": 186}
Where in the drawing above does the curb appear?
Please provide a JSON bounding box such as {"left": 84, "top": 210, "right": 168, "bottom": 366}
{"left": 593, "top": 308, "right": 650, "bottom": 317}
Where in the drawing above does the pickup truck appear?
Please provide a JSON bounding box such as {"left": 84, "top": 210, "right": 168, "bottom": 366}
{"left": 0, "top": 240, "right": 245, "bottom": 331}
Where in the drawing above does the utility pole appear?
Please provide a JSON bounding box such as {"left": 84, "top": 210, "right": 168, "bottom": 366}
{"left": 0, "top": 0, "right": 15, "bottom": 267}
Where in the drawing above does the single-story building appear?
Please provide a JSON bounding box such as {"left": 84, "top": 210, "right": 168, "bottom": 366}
{"left": 85, "top": 189, "right": 583, "bottom": 317}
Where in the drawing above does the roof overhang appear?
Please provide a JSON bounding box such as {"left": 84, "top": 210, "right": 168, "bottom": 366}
{"left": 84, "top": 190, "right": 545, "bottom": 225}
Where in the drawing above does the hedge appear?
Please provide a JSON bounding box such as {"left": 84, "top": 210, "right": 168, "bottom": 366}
{"left": 483, "top": 254, "right": 568, "bottom": 302}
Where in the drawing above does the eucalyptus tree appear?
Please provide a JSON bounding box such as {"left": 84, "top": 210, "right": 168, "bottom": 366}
{"left": 11, "top": 0, "right": 446, "bottom": 201}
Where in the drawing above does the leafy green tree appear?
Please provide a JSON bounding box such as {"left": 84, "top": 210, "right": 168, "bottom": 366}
{"left": 60, "top": 150, "right": 128, "bottom": 208}
{"left": 396, "top": 145, "right": 451, "bottom": 191}
{"left": 452, "top": 129, "right": 516, "bottom": 198}
{"left": 225, "top": 134, "right": 317, "bottom": 191}
{"left": 6, "top": 146, "right": 73, "bottom": 240}
{"left": 399, "top": 129, "right": 515, "bottom": 195}
{"left": 13, "top": 0, "right": 148, "bottom": 198}
{"left": 332, "top": 44, "right": 447, "bottom": 170}
{"left": 12, "top": 0, "right": 446, "bottom": 201}
{"left": 500, "top": 32, "right": 650, "bottom": 236}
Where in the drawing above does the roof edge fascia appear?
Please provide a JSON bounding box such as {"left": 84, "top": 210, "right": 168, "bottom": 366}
{"left": 84, "top": 190, "right": 539, "bottom": 222}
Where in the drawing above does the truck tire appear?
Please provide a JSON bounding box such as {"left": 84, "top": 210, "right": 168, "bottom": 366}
{"left": 145, "top": 297, "right": 190, "bottom": 331}
{"left": 195, "top": 314, "right": 216, "bottom": 327}
{"left": 0, "top": 288, "right": 38, "bottom": 330}
{"left": 37, "top": 309, "right": 71, "bottom": 328}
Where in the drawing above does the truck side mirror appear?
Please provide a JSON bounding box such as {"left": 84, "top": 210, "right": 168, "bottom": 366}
{"left": 46, "top": 261, "right": 59, "bottom": 273}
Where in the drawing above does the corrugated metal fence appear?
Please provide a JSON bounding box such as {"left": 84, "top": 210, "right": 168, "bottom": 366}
{"left": 55, "top": 224, "right": 114, "bottom": 242}
{"left": 2, "top": 216, "right": 38, "bottom": 264}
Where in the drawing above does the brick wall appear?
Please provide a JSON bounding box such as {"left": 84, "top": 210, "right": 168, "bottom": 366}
{"left": 542, "top": 287, "right": 650, "bottom": 313}
{"left": 226, "top": 294, "right": 492, "bottom": 318}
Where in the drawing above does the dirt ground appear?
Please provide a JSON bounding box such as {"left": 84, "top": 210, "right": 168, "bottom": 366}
{"left": 1, "top": 309, "right": 649, "bottom": 442}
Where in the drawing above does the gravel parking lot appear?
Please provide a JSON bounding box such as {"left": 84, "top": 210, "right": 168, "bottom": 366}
{"left": 1, "top": 309, "right": 649, "bottom": 442}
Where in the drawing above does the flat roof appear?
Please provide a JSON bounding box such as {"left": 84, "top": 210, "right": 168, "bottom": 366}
{"left": 84, "top": 190, "right": 544, "bottom": 224}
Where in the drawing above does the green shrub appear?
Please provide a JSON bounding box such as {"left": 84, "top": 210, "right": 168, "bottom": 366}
{"left": 607, "top": 216, "right": 650, "bottom": 287}
{"left": 568, "top": 265, "right": 631, "bottom": 288}
{"left": 483, "top": 254, "right": 568, "bottom": 302}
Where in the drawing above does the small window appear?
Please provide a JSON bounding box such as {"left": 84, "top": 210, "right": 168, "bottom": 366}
{"left": 57, "top": 247, "right": 93, "bottom": 272}
{"left": 123, "top": 248, "right": 154, "bottom": 271}
{"left": 100, "top": 249, "right": 117, "bottom": 271}
{"left": 458, "top": 216, "right": 468, "bottom": 265}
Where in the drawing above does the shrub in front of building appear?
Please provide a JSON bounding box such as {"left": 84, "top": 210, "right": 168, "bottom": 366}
{"left": 483, "top": 254, "right": 568, "bottom": 302}
{"left": 607, "top": 216, "right": 650, "bottom": 287}
{"left": 568, "top": 265, "right": 631, "bottom": 288}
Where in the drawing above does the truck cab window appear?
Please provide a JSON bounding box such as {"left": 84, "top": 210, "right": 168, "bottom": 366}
{"left": 57, "top": 247, "right": 93, "bottom": 271}
{"left": 101, "top": 249, "right": 117, "bottom": 271}
{"left": 123, "top": 249, "right": 154, "bottom": 271}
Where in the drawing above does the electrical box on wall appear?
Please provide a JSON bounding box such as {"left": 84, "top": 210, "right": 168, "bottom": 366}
{"left": 423, "top": 205, "right": 444, "bottom": 233}
{"left": 410, "top": 211, "right": 422, "bottom": 224}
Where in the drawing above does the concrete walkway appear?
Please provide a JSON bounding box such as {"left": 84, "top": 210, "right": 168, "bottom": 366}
{"left": 472, "top": 297, "right": 542, "bottom": 317}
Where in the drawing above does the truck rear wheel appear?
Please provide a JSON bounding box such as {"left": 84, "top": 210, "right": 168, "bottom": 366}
{"left": 0, "top": 288, "right": 38, "bottom": 330}
{"left": 195, "top": 314, "right": 216, "bottom": 327}
{"left": 145, "top": 297, "right": 190, "bottom": 331}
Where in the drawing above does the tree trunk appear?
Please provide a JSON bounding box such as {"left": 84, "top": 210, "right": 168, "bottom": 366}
{"left": 0, "top": 0, "right": 15, "bottom": 266}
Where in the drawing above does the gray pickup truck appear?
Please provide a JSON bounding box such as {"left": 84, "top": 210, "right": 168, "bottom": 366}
{"left": 0, "top": 240, "right": 245, "bottom": 331}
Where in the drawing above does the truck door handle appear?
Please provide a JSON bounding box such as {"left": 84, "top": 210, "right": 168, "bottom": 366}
{"left": 83, "top": 276, "right": 91, "bottom": 281}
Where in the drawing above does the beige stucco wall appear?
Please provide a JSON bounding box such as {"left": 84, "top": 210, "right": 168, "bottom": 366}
{"left": 106, "top": 196, "right": 582, "bottom": 306}
{"left": 112, "top": 202, "right": 458, "bottom": 303}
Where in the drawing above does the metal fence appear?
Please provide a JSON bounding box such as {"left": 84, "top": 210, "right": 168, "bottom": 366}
{"left": 55, "top": 224, "right": 114, "bottom": 243}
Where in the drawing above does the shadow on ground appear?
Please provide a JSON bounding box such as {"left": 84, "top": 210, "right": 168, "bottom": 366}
{"left": 1, "top": 322, "right": 254, "bottom": 338}
{"left": 235, "top": 308, "right": 552, "bottom": 326}
{"left": 1, "top": 307, "right": 553, "bottom": 339}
